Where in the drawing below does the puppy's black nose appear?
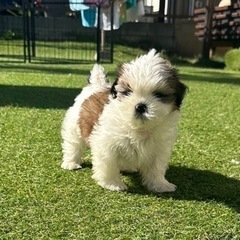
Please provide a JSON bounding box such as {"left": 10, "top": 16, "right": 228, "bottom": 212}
{"left": 135, "top": 103, "right": 147, "bottom": 114}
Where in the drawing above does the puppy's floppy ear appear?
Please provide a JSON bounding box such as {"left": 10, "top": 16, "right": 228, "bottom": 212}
{"left": 111, "top": 63, "right": 124, "bottom": 99}
{"left": 110, "top": 79, "right": 118, "bottom": 99}
{"left": 175, "top": 81, "right": 188, "bottom": 108}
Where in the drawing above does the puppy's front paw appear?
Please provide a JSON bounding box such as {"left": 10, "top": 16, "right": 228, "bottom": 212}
{"left": 145, "top": 179, "right": 176, "bottom": 193}
{"left": 61, "top": 161, "right": 82, "bottom": 170}
{"left": 96, "top": 179, "right": 128, "bottom": 191}
{"left": 158, "top": 181, "right": 176, "bottom": 193}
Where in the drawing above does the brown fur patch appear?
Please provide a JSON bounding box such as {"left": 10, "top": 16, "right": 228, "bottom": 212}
{"left": 78, "top": 90, "right": 110, "bottom": 144}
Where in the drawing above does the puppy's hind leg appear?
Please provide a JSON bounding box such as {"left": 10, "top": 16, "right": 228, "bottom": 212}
{"left": 61, "top": 111, "right": 86, "bottom": 170}
{"left": 61, "top": 137, "right": 86, "bottom": 170}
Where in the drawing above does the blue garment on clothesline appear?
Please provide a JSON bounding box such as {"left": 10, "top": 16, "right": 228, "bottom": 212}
{"left": 69, "top": 0, "right": 145, "bottom": 30}
{"left": 69, "top": 0, "right": 88, "bottom": 11}
{"left": 81, "top": 8, "right": 97, "bottom": 27}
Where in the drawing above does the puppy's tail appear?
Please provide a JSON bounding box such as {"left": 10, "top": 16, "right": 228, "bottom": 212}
{"left": 88, "top": 64, "right": 108, "bottom": 87}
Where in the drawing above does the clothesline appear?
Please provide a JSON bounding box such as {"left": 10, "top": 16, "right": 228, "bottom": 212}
{"left": 69, "top": 0, "right": 145, "bottom": 30}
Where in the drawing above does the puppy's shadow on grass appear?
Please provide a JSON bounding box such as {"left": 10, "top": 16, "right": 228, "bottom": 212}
{"left": 80, "top": 163, "right": 240, "bottom": 212}
{"left": 81, "top": 162, "right": 93, "bottom": 169}
{"left": 125, "top": 166, "right": 240, "bottom": 213}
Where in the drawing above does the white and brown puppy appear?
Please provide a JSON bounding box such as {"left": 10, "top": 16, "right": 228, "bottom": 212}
{"left": 61, "top": 49, "right": 187, "bottom": 192}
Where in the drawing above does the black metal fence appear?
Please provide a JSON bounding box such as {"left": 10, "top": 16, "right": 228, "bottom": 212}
{"left": 0, "top": 0, "right": 113, "bottom": 63}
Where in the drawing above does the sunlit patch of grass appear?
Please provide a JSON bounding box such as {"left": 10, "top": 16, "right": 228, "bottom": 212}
{"left": 0, "top": 47, "right": 240, "bottom": 239}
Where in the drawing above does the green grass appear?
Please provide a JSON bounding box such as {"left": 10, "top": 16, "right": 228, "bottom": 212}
{"left": 0, "top": 46, "right": 240, "bottom": 239}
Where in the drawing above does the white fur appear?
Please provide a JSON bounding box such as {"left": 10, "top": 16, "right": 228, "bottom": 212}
{"left": 61, "top": 64, "right": 110, "bottom": 170}
{"left": 61, "top": 50, "right": 186, "bottom": 192}
{"left": 90, "top": 104, "right": 179, "bottom": 192}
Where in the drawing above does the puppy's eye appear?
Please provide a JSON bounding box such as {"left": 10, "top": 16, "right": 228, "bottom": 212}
{"left": 153, "top": 92, "right": 169, "bottom": 99}
{"left": 119, "top": 90, "right": 132, "bottom": 96}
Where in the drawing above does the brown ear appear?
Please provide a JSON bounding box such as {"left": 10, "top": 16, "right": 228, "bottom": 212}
{"left": 175, "top": 81, "right": 188, "bottom": 108}
{"left": 167, "top": 67, "right": 188, "bottom": 108}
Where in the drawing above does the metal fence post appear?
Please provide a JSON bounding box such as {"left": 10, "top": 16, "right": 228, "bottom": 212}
{"left": 110, "top": 0, "right": 114, "bottom": 63}
{"left": 22, "top": 0, "right": 27, "bottom": 63}
{"left": 23, "top": 0, "right": 31, "bottom": 62}
{"left": 202, "top": 0, "right": 214, "bottom": 59}
{"left": 30, "top": 0, "right": 36, "bottom": 58}
{"left": 96, "top": 5, "right": 101, "bottom": 63}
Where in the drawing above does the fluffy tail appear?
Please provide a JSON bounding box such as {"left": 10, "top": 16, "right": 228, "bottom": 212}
{"left": 88, "top": 64, "right": 108, "bottom": 87}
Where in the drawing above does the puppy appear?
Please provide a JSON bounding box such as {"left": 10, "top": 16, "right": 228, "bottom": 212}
{"left": 61, "top": 49, "right": 187, "bottom": 192}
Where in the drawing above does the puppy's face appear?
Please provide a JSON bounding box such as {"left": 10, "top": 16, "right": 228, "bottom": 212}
{"left": 110, "top": 50, "right": 187, "bottom": 126}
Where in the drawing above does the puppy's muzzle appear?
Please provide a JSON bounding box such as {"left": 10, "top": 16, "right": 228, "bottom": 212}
{"left": 135, "top": 103, "right": 148, "bottom": 119}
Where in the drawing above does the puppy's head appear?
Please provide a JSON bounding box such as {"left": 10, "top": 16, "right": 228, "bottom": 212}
{"left": 110, "top": 49, "right": 187, "bottom": 125}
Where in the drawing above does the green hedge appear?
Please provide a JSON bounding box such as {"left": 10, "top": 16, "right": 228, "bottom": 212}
{"left": 224, "top": 49, "right": 240, "bottom": 71}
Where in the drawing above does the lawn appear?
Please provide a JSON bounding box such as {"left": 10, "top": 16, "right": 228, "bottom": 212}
{"left": 0, "top": 46, "right": 240, "bottom": 239}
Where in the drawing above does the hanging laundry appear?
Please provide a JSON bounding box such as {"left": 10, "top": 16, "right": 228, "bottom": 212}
{"left": 81, "top": 8, "right": 97, "bottom": 27}
{"left": 100, "top": 0, "right": 121, "bottom": 30}
{"left": 69, "top": 0, "right": 97, "bottom": 27}
{"left": 126, "top": 0, "right": 137, "bottom": 9}
{"left": 69, "top": 0, "right": 145, "bottom": 30}
{"left": 70, "top": 0, "right": 109, "bottom": 10}
{"left": 81, "top": 0, "right": 121, "bottom": 30}
{"left": 119, "top": 0, "right": 127, "bottom": 24}
{"left": 69, "top": 0, "right": 88, "bottom": 11}
{"left": 126, "top": 0, "right": 145, "bottom": 22}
